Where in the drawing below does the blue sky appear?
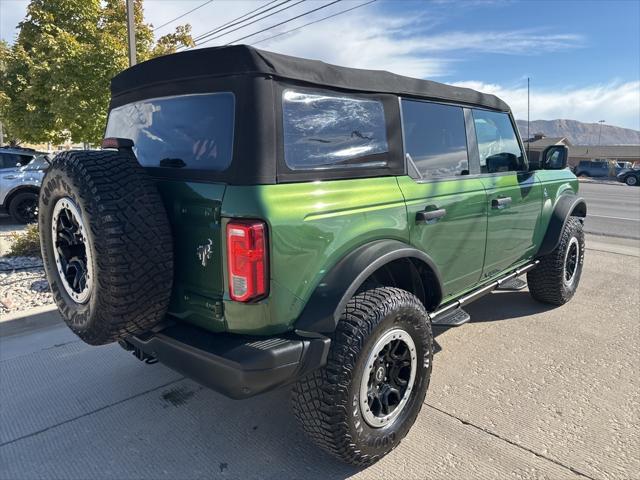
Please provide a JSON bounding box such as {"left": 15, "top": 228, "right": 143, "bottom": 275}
{"left": 1, "top": 0, "right": 639, "bottom": 128}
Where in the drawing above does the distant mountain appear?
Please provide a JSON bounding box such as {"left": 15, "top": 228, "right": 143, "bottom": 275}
{"left": 516, "top": 119, "right": 640, "bottom": 145}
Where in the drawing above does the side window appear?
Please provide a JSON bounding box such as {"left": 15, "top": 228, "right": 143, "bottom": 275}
{"left": 282, "top": 89, "right": 388, "bottom": 171}
{"left": 0, "top": 154, "right": 21, "bottom": 169}
{"left": 400, "top": 99, "right": 468, "bottom": 179}
{"left": 472, "top": 109, "right": 526, "bottom": 173}
{"left": 18, "top": 155, "right": 34, "bottom": 166}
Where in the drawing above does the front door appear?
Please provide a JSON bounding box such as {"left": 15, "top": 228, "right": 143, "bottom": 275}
{"left": 471, "top": 108, "right": 543, "bottom": 278}
{"left": 398, "top": 99, "right": 488, "bottom": 299}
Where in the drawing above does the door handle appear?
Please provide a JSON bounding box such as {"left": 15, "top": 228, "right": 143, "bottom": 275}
{"left": 416, "top": 207, "right": 447, "bottom": 224}
{"left": 491, "top": 196, "right": 512, "bottom": 209}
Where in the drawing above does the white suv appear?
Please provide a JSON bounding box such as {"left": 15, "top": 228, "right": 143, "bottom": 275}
{"left": 0, "top": 147, "right": 50, "bottom": 223}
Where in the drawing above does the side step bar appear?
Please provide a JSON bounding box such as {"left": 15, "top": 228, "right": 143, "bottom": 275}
{"left": 430, "top": 260, "right": 539, "bottom": 325}
{"left": 432, "top": 308, "right": 470, "bottom": 327}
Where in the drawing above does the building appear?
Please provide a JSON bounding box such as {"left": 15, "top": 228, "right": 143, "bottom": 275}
{"left": 567, "top": 145, "right": 640, "bottom": 168}
{"left": 524, "top": 134, "right": 640, "bottom": 168}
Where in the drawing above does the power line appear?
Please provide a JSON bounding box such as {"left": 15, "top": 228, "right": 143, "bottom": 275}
{"left": 191, "top": 0, "right": 285, "bottom": 43}
{"left": 251, "top": 0, "right": 377, "bottom": 46}
{"left": 191, "top": 0, "right": 306, "bottom": 48}
{"left": 222, "top": 0, "right": 343, "bottom": 46}
{"left": 153, "top": 0, "right": 215, "bottom": 32}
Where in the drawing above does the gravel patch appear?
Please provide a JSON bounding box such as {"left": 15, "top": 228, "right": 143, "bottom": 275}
{"left": 0, "top": 256, "right": 53, "bottom": 315}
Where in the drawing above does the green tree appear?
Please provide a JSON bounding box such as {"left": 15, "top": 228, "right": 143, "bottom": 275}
{"left": 0, "top": 0, "right": 194, "bottom": 145}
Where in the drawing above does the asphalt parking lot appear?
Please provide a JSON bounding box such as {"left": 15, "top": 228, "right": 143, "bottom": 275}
{"left": 1, "top": 182, "right": 639, "bottom": 480}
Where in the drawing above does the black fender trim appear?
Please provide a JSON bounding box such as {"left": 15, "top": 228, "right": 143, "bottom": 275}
{"left": 537, "top": 194, "right": 587, "bottom": 256}
{"left": 294, "top": 239, "right": 443, "bottom": 334}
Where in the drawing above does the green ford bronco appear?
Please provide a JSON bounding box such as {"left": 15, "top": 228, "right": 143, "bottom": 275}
{"left": 40, "top": 45, "right": 586, "bottom": 466}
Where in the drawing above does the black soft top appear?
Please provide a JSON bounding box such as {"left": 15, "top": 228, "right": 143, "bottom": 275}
{"left": 111, "top": 45, "right": 509, "bottom": 112}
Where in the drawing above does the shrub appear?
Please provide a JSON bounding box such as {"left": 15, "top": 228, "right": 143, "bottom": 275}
{"left": 7, "top": 224, "right": 42, "bottom": 257}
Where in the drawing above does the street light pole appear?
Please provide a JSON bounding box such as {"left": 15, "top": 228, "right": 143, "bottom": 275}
{"left": 598, "top": 119, "right": 605, "bottom": 146}
{"left": 126, "top": 0, "right": 137, "bottom": 67}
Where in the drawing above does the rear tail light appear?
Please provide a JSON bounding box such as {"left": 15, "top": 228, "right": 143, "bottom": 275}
{"left": 226, "top": 220, "right": 268, "bottom": 302}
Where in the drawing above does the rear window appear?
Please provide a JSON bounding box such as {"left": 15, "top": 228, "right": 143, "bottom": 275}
{"left": 105, "top": 93, "right": 234, "bottom": 170}
{"left": 282, "top": 89, "right": 388, "bottom": 171}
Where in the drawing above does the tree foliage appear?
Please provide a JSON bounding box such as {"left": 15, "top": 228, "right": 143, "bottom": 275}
{"left": 0, "top": 0, "right": 194, "bottom": 144}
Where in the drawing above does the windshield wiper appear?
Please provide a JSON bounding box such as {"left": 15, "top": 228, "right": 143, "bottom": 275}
{"left": 159, "top": 158, "right": 186, "bottom": 168}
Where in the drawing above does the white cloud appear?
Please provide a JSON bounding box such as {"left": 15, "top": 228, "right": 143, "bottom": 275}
{"left": 140, "top": 1, "right": 583, "bottom": 78}
{"left": 2, "top": 1, "right": 583, "bottom": 77}
{"left": 3, "top": 1, "right": 636, "bottom": 129}
{"left": 451, "top": 80, "right": 640, "bottom": 130}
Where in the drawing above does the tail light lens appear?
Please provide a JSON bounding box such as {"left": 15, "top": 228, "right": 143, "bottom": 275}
{"left": 226, "top": 220, "right": 268, "bottom": 302}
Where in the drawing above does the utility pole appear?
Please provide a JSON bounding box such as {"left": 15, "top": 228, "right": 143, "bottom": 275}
{"left": 126, "top": 0, "right": 137, "bottom": 66}
{"left": 0, "top": 120, "right": 4, "bottom": 146}
{"left": 527, "top": 77, "right": 530, "bottom": 159}
{"left": 598, "top": 119, "right": 605, "bottom": 146}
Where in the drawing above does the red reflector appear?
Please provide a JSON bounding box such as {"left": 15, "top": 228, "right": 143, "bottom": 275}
{"left": 101, "top": 137, "right": 134, "bottom": 150}
{"left": 226, "top": 220, "right": 268, "bottom": 302}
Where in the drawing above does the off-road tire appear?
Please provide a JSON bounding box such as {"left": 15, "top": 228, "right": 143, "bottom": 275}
{"left": 292, "top": 287, "right": 433, "bottom": 467}
{"left": 527, "top": 216, "right": 584, "bottom": 305}
{"left": 39, "top": 150, "right": 173, "bottom": 345}
{"left": 8, "top": 191, "right": 39, "bottom": 224}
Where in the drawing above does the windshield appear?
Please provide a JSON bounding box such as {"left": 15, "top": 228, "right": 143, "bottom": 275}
{"left": 105, "top": 93, "right": 235, "bottom": 170}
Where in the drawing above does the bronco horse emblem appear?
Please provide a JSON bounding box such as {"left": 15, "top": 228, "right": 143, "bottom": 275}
{"left": 196, "top": 239, "right": 213, "bottom": 267}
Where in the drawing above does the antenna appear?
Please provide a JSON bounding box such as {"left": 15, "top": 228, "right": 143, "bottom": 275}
{"left": 527, "top": 77, "right": 530, "bottom": 159}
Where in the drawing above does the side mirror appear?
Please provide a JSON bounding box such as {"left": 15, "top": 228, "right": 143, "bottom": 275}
{"left": 486, "top": 152, "right": 519, "bottom": 173}
{"left": 541, "top": 145, "right": 568, "bottom": 170}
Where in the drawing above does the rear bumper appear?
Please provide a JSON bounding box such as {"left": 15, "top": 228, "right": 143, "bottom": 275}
{"left": 123, "top": 324, "right": 330, "bottom": 399}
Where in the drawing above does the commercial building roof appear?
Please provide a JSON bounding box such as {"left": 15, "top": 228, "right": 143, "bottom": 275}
{"left": 569, "top": 145, "right": 640, "bottom": 159}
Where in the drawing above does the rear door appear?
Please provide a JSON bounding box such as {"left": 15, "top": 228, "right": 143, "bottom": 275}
{"left": 0, "top": 153, "right": 23, "bottom": 203}
{"left": 105, "top": 92, "right": 235, "bottom": 329}
{"left": 397, "top": 99, "right": 487, "bottom": 299}
{"left": 471, "top": 109, "right": 543, "bottom": 278}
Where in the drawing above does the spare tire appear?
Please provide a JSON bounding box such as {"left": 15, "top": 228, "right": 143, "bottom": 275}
{"left": 39, "top": 150, "right": 173, "bottom": 345}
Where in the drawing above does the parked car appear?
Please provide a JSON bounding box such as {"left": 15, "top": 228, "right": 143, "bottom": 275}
{"left": 39, "top": 46, "right": 586, "bottom": 466}
{"left": 574, "top": 159, "right": 629, "bottom": 178}
{"left": 0, "top": 146, "right": 50, "bottom": 223}
{"left": 617, "top": 168, "right": 640, "bottom": 186}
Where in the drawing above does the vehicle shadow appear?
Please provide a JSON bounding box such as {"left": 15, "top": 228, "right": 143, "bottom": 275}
{"left": 2, "top": 290, "right": 559, "bottom": 479}
{"left": 0, "top": 214, "right": 27, "bottom": 237}
{"left": 465, "top": 290, "right": 555, "bottom": 323}
{"left": 154, "top": 291, "right": 558, "bottom": 479}
{"left": 139, "top": 380, "right": 363, "bottom": 479}
{"left": 431, "top": 290, "right": 556, "bottom": 350}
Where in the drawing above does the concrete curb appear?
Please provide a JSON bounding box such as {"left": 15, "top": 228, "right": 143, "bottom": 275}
{"left": 577, "top": 177, "right": 624, "bottom": 186}
{"left": 0, "top": 304, "right": 61, "bottom": 337}
{"left": 585, "top": 234, "right": 640, "bottom": 257}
